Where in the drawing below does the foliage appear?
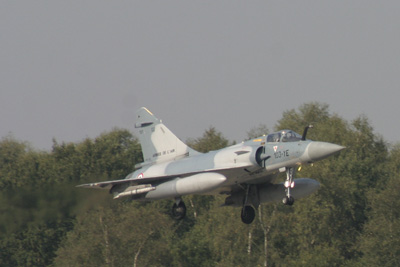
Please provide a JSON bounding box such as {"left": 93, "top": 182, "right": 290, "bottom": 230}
{"left": 0, "top": 103, "right": 399, "bottom": 266}
{"left": 247, "top": 124, "right": 269, "bottom": 140}
{"left": 357, "top": 145, "right": 400, "bottom": 266}
{"left": 186, "top": 126, "right": 230, "bottom": 153}
{"left": 54, "top": 202, "right": 174, "bottom": 267}
{"left": 0, "top": 129, "right": 140, "bottom": 266}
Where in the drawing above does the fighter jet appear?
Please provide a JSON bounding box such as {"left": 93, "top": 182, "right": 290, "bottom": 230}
{"left": 78, "top": 107, "right": 344, "bottom": 224}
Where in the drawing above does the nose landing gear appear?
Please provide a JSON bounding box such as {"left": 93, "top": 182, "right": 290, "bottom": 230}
{"left": 282, "top": 195, "right": 294, "bottom": 205}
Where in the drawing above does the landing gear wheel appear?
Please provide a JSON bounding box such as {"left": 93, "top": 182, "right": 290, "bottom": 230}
{"left": 172, "top": 201, "right": 186, "bottom": 220}
{"left": 241, "top": 205, "right": 255, "bottom": 224}
{"left": 282, "top": 196, "right": 295, "bottom": 206}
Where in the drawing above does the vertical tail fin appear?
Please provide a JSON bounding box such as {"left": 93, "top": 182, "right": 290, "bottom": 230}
{"left": 135, "top": 107, "right": 199, "bottom": 164}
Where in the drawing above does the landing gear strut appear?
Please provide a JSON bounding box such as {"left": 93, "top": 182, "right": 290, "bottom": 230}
{"left": 240, "top": 185, "right": 257, "bottom": 224}
{"left": 283, "top": 167, "right": 295, "bottom": 206}
{"left": 172, "top": 198, "right": 186, "bottom": 220}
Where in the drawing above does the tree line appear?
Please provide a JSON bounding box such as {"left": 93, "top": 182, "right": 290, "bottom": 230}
{"left": 0, "top": 102, "right": 399, "bottom": 266}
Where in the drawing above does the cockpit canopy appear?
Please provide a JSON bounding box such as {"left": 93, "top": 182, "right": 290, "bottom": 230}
{"left": 266, "top": 130, "right": 302, "bottom": 143}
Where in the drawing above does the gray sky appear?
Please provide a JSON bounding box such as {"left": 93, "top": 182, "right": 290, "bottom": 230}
{"left": 1, "top": 1, "right": 400, "bottom": 150}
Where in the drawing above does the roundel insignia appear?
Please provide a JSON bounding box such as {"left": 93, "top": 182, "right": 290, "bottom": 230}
{"left": 137, "top": 173, "right": 144, "bottom": 178}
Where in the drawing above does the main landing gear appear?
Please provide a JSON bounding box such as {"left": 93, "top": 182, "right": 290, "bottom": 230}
{"left": 240, "top": 185, "right": 257, "bottom": 224}
{"left": 241, "top": 205, "right": 255, "bottom": 224}
{"left": 282, "top": 167, "right": 295, "bottom": 206}
{"left": 172, "top": 198, "right": 186, "bottom": 220}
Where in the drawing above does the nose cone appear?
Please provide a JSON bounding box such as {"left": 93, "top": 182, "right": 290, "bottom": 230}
{"left": 307, "top": 142, "right": 345, "bottom": 162}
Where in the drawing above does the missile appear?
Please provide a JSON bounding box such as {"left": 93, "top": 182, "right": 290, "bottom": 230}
{"left": 113, "top": 184, "right": 156, "bottom": 199}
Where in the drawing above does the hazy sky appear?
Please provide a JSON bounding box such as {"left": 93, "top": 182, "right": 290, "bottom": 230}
{"left": 1, "top": 1, "right": 400, "bottom": 150}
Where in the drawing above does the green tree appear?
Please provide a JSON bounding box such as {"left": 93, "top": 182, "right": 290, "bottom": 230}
{"left": 2, "top": 104, "right": 399, "bottom": 266}
{"left": 187, "top": 127, "right": 230, "bottom": 153}
{"left": 168, "top": 196, "right": 258, "bottom": 267}
{"left": 0, "top": 221, "right": 73, "bottom": 266}
{"left": 0, "top": 129, "right": 142, "bottom": 266}
{"left": 247, "top": 124, "right": 269, "bottom": 140}
{"left": 358, "top": 144, "right": 400, "bottom": 266}
{"left": 54, "top": 202, "right": 174, "bottom": 267}
{"left": 269, "top": 103, "right": 388, "bottom": 265}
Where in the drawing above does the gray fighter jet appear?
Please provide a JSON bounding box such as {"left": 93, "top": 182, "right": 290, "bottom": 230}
{"left": 78, "top": 107, "right": 344, "bottom": 224}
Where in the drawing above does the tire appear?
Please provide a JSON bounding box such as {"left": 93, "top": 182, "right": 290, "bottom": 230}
{"left": 172, "top": 201, "right": 186, "bottom": 220}
{"left": 241, "top": 205, "right": 255, "bottom": 224}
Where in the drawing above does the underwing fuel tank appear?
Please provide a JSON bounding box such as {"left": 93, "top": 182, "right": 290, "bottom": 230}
{"left": 224, "top": 178, "right": 320, "bottom": 206}
{"left": 145, "top": 173, "right": 227, "bottom": 200}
